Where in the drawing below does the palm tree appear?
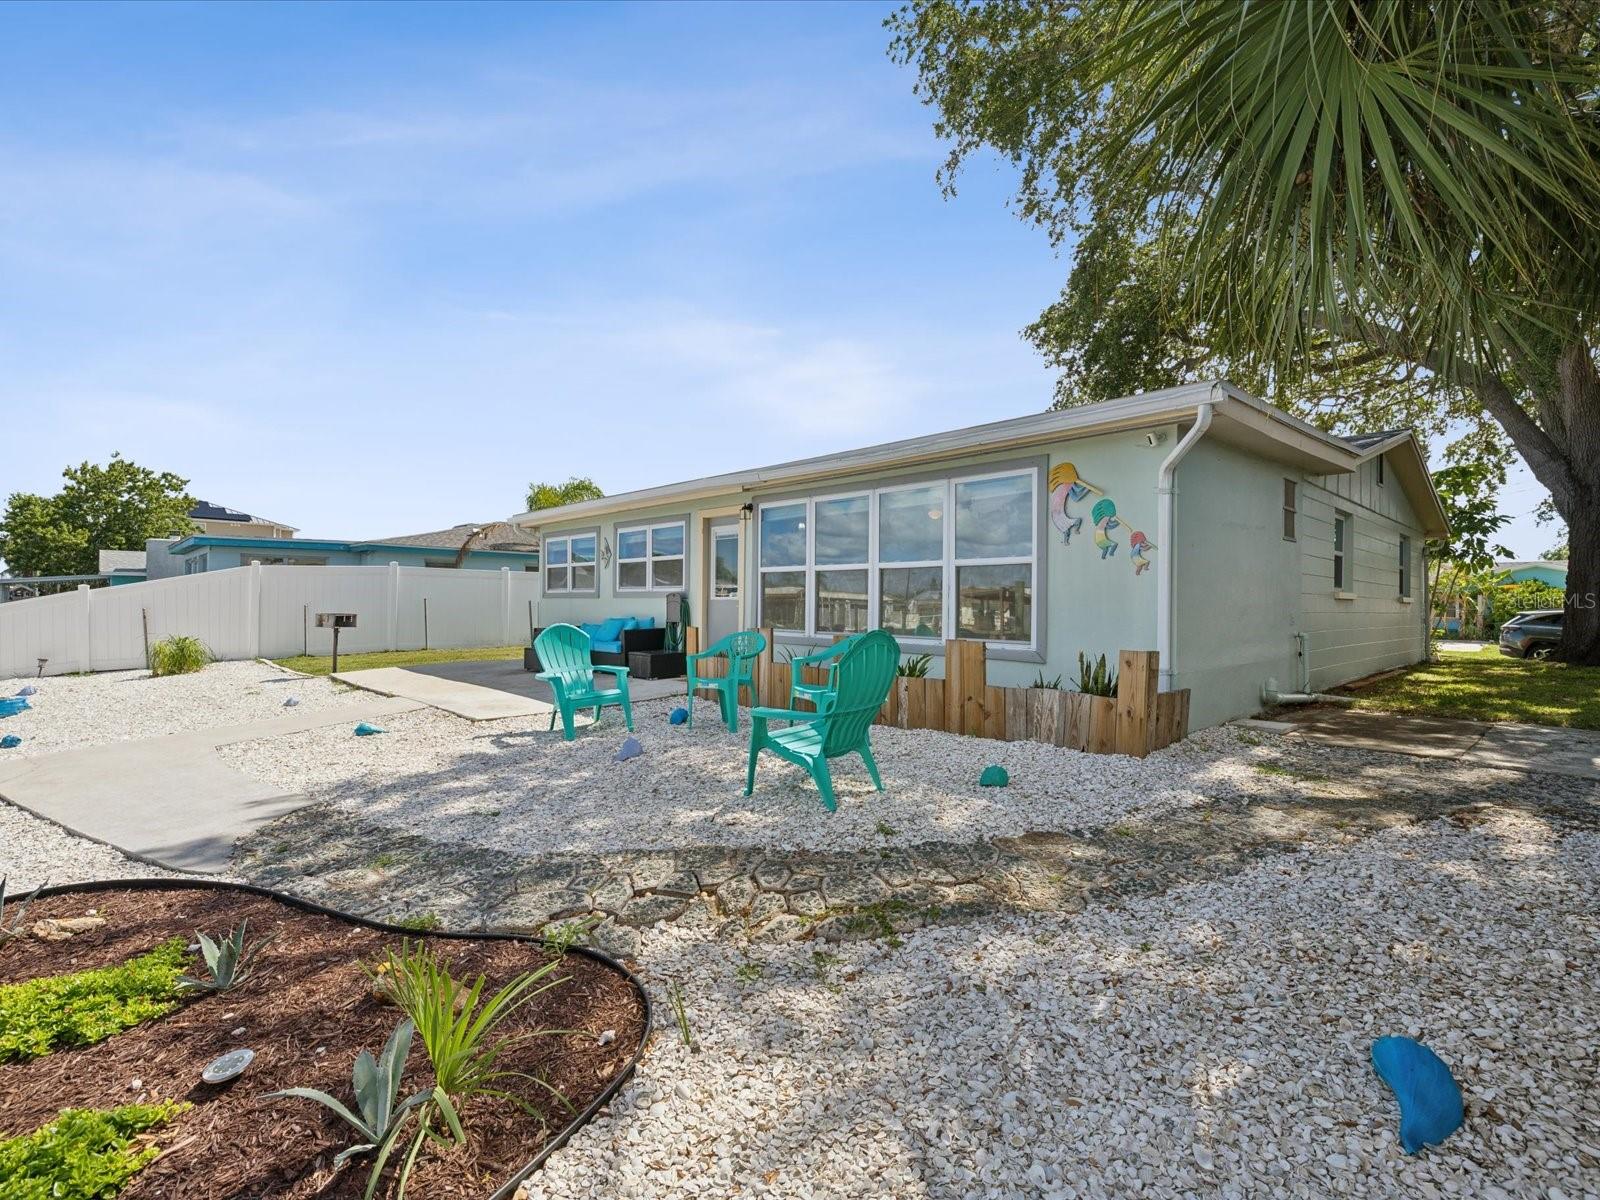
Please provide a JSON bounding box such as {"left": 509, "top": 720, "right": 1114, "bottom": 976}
{"left": 891, "top": 0, "right": 1600, "bottom": 660}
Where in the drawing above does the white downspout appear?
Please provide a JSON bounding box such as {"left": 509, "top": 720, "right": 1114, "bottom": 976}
{"left": 1156, "top": 395, "right": 1215, "bottom": 691}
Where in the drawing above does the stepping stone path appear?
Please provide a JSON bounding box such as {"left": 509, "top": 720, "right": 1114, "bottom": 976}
{"left": 234, "top": 739, "right": 1600, "bottom": 961}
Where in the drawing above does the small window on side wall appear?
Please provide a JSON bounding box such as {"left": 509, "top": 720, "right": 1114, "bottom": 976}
{"left": 1398, "top": 535, "right": 1411, "bottom": 597}
{"left": 1376, "top": 455, "right": 1386, "bottom": 485}
{"left": 1282, "top": 479, "right": 1297, "bottom": 541}
{"left": 1333, "top": 512, "right": 1351, "bottom": 592}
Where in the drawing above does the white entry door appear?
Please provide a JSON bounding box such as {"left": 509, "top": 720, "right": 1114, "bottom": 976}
{"left": 707, "top": 521, "right": 742, "bottom": 645}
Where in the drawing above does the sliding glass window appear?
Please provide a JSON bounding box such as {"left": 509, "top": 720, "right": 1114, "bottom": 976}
{"left": 756, "top": 467, "right": 1036, "bottom": 647}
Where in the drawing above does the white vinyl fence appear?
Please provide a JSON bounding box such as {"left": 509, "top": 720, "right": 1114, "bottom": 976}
{"left": 0, "top": 564, "right": 541, "bottom": 677}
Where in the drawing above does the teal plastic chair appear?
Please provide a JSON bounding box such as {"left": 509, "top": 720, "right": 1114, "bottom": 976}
{"left": 686, "top": 630, "right": 767, "bottom": 731}
{"left": 745, "top": 629, "right": 898, "bottom": 812}
{"left": 534, "top": 623, "right": 634, "bottom": 741}
{"left": 787, "top": 633, "right": 869, "bottom": 711}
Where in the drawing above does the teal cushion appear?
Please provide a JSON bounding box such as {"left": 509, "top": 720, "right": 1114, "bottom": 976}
{"left": 578, "top": 622, "right": 603, "bottom": 640}
{"left": 591, "top": 639, "right": 624, "bottom": 653}
{"left": 636, "top": 616, "right": 655, "bottom": 629}
{"left": 620, "top": 617, "right": 639, "bottom": 631}
{"left": 597, "top": 617, "right": 627, "bottom": 640}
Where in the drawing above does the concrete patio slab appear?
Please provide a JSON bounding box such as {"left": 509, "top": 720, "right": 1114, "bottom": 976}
{"left": 1466, "top": 722, "right": 1600, "bottom": 780}
{"left": 1283, "top": 708, "right": 1487, "bottom": 758}
{"left": 403, "top": 658, "right": 690, "bottom": 705}
{"left": 0, "top": 695, "right": 420, "bottom": 874}
{"left": 1282, "top": 706, "right": 1600, "bottom": 779}
{"left": 332, "top": 666, "right": 556, "bottom": 721}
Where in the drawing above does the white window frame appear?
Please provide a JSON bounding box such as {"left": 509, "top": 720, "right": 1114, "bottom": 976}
{"left": 755, "top": 466, "right": 1039, "bottom": 651}
{"left": 543, "top": 531, "right": 598, "bottom": 595}
{"left": 1333, "top": 511, "right": 1352, "bottom": 595}
{"left": 1398, "top": 534, "right": 1412, "bottom": 598}
{"left": 615, "top": 519, "right": 687, "bottom": 593}
{"left": 1283, "top": 478, "right": 1297, "bottom": 541}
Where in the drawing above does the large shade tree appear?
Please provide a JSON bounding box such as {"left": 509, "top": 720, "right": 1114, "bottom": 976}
{"left": 0, "top": 454, "right": 195, "bottom": 578}
{"left": 890, "top": 0, "right": 1600, "bottom": 662}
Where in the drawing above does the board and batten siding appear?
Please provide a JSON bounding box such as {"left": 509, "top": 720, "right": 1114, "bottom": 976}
{"left": 1297, "top": 456, "right": 1428, "bottom": 690}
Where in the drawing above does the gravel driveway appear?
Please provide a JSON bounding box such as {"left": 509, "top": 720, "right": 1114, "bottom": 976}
{"left": 0, "top": 660, "right": 368, "bottom": 760}
{"left": 1, "top": 666, "right": 1596, "bottom": 1198}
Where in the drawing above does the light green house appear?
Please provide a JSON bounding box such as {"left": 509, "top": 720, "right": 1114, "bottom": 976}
{"left": 510, "top": 382, "right": 1449, "bottom": 731}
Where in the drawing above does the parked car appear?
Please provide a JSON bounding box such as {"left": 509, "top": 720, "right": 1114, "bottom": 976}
{"left": 1498, "top": 609, "right": 1564, "bottom": 659}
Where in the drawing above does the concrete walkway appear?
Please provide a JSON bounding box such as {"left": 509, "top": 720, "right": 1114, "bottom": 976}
{"left": 332, "top": 666, "right": 555, "bottom": 721}
{"left": 1283, "top": 707, "right": 1600, "bottom": 779}
{"left": 0, "top": 696, "right": 419, "bottom": 874}
{"left": 404, "top": 658, "right": 690, "bottom": 705}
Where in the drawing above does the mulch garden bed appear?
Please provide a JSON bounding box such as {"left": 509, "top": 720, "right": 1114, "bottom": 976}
{"left": 0, "top": 883, "right": 648, "bottom": 1198}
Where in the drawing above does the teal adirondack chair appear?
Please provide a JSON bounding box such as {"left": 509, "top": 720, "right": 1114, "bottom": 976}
{"left": 686, "top": 630, "right": 767, "bottom": 731}
{"left": 745, "top": 629, "right": 898, "bottom": 812}
{"left": 534, "top": 623, "right": 634, "bottom": 742}
{"left": 787, "top": 632, "right": 869, "bottom": 711}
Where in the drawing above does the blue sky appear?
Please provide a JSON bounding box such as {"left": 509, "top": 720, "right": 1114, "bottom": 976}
{"left": 0, "top": 1, "right": 1557, "bottom": 556}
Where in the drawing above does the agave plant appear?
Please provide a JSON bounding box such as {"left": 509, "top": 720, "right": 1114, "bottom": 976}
{"left": 896, "top": 654, "right": 933, "bottom": 678}
{"left": 178, "top": 919, "right": 276, "bottom": 993}
{"left": 1074, "top": 652, "right": 1118, "bottom": 698}
{"left": 0, "top": 876, "right": 43, "bottom": 949}
{"left": 265, "top": 1018, "right": 435, "bottom": 1197}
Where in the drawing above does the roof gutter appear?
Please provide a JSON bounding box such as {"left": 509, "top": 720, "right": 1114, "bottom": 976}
{"left": 1156, "top": 390, "right": 1217, "bottom": 692}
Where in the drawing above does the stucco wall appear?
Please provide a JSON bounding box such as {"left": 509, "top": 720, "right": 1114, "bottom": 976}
{"left": 1169, "top": 439, "right": 1303, "bottom": 728}
{"left": 532, "top": 428, "right": 1169, "bottom": 688}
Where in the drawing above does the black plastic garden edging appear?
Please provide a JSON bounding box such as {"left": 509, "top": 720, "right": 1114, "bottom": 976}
{"left": 30, "top": 877, "right": 653, "bottom": 1200}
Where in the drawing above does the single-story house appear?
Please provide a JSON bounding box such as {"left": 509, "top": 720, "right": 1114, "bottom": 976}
{"left": 1495, "top": 559, "right": 1567, "bottom": 588}
{"left": 508, "top": 381, "right": 1449, "bottom": 731}
{"left": 98, "top": 549, "right": 151, "bottom": 586}
{"left": 146, "top": 523, "right": 540, "bottom": 578}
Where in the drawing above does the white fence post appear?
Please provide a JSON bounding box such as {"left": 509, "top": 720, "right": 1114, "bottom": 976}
{"left": 247, "top": 562, "right": 263, "bottom": 660}
{"left": 500, "top": 567, "right": 512, "bottom": 646}
{"left": 77, "top": 584, "right": 94, "bottom": 673}
{"left": 386, "top": 562, "right": 401, "bottom": 651}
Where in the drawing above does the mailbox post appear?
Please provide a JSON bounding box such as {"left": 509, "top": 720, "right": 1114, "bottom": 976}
{"left": 315, "top": 612, "right": 357, "bottom": 674}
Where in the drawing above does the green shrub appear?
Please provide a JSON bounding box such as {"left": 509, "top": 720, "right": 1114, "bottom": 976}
{"left": 1485, "top": 580, "right": 1567, "bottom": 638}
{"left": 1074, "top": 651, "right": 1118, "bottom": 697}
{"left": 896, "top": 654, "right": 933, "bottom": 678}
{"left": 147, "top": 634, "right": 213, "bottom": 677}
{"left": 0, "top": 938, "right": 188, "bottom": 1062}
{"left": 0, "top": 1101, "right": 187, "bottom": 1199}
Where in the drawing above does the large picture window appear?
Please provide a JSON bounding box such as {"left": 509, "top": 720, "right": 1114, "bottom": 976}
{"left": 757, "top": 467, "right": 1038, "bottom": 647}
{"left": 544, "top": 532, "right": 597, "bottom": 594}
{"left": 616, "top": 520, "right": 685, "bottom": 591}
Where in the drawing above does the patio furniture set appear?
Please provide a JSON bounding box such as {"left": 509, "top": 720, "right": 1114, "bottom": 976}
{"left": 529, "top": 623, "right": 898, "bottom": 811}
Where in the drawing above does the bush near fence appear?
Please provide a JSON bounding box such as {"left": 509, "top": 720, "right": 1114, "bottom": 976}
{"left": 685, "top": 627, "right": 1189, "bottom": 757}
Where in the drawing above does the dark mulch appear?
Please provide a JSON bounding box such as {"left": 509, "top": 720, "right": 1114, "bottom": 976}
{"left": 0, "top": 885, "right": 647, "bottom": 1199}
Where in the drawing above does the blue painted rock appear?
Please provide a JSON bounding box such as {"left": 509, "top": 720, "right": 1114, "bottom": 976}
{"left": 669, "top": 707, "right": 689, "bottom": 726}
{"left": 283, "top": 696, "right": 300, "bottom": 707}
{"left": 1371, "top": 1036, "right": 1464, "bottom": 1153}
{"left": 353, "top": 722, "right": 386, "bottom": 737}
{"left": 0, "top": 734, "right": 19, "bottom": 749}
{"left": 16, "top": 685, "right": 37, "bottom": 697}
{"left": 0, "top": 697, "right": 29, "bottom": 718}
{"left": 615, "top": 736, "right": 644, "bottom": 762}
{"left": 979, "top": 764, "right": 1009, "bottom": 787}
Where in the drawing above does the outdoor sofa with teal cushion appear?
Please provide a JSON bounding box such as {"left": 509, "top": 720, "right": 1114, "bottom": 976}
{"left": 524, "top": 616, "right": 662, "bottom": 670}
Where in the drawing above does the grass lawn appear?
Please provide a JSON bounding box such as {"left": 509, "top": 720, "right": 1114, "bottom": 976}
{"left": 1348, "top": 647, "right": 1600, "bottom": 730}
{"left": 271, "top": 645, "right": 525, "bottom": 676}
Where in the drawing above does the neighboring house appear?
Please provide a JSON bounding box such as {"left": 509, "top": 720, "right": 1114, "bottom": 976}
{"left": 1496, "top": 559, "right": 1567, "bottom": 588}
{"left": 189, "top": 500, "right": 299, "bottom": 540}
{"left": 149, "top": 523, "right": 540, "bottom": 577}
{"left": 1437, "top": 559, "right": 1568, "bottom": 635}
{"left": 509, "top": 381, "right": 1448, "bottom": 731}
{"left": 97, "top": 550, "right": 149, "bottom": 586}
